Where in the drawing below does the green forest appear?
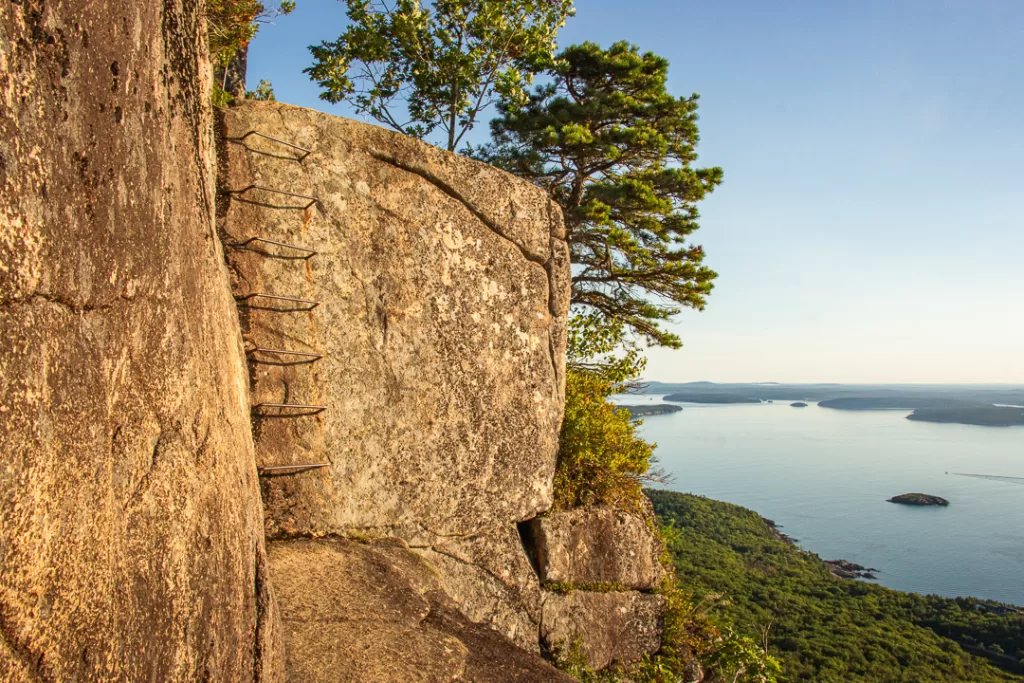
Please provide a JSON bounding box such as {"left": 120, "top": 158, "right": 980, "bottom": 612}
{"left": 648, "top": 490, "right": 1024, "bottom": 683}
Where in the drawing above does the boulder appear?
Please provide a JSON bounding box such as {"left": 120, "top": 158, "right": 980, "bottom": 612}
{"left": 528, "top": 506, "right": 665, "bottom": 590}
{"left": 216, "top": 102, "right": 570, "bottom": 539}
{"left": 540, "top": 591, "right": 665, "bottom": 671}
{"left": 412, "top": 525, "right": 543, "bottom": 652}
{"left": 0, "top": 2, "right": 279, "bottom": 681}
{"left": 268, "top": 538, "right": 574, "bottom": 682}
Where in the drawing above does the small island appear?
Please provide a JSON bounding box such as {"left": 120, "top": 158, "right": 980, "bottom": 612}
{"left": 791, "top": 402, "right": 808, "bottom": 408}
{"left": 887, "top": 493, "right": 949, "bottom": 506}
{"left": 615, "top": 404, "right": 683, "bottom": 419}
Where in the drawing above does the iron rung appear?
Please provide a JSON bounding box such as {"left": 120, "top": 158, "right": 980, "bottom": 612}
{"left": 258, "top": 463, "right": 330, "bottom": 476}
{"left": 230, "top": 236, "right": 318, "bottom": 259}
{"left": 235, "top": 293, "right": 320, "bottom": 310}
{"left": 225, "top": 184, "right": 318, "bottom": 209}
{"left": 225, "top": 131, "right": 312, "bottom": 160}
{"left": 252, "top": 402, "right": 326, "bottom": 415}
{"left": 247, "top": 347, "right": 324, "bottom": 361}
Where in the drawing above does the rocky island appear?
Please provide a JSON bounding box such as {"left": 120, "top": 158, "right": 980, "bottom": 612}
{"left": 791, "top": 402, "right": 808, "bottom": 407}
{"left": 887, "top": 493, "right": 950, "bottom": 506}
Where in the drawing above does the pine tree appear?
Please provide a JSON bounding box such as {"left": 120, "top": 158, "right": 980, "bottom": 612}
{"left": 477, "top": 41, "right": 722, "bottom": 348}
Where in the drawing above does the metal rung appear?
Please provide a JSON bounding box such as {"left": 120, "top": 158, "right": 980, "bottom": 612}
{"left": 235, "top": 293, "right": 320, "bottom": 310}
{"left": 226, "top": 131, "right": 312, "bottom": 160}
{"left": 230, "top": 236, "right": 318, "bottom": 259}
{"left": 252, "top": 403, "right": 327, "bottom": 416}
{"left": 247, "top": 347, "right": 324, "bottom": 361}
{"left": 258, "top": 463, "right": 330, "bottom": 477}
{"left": 226, "top": 185, "right": 318, "bottom": 209}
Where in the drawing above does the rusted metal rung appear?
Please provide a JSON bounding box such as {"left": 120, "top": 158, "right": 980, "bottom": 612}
{"left": 247, "top": 347, "right": 324, "bottom": 361}
{"left": 225, "top": 184, "right": 318, "bottom": 209}
{"left": 230, "top": 236, "right": 318, "bottom": 259}
{"left": 225, "top": 131, "right": 312, "bottom": 160}
{"left": 251, "top": 402, "right": 327, "bottom": 416}
{"left": 258, "top": 463, "right": 330, "bottom": 477}
{"left": 235, "top": 293, "right": 320, "bottom": 310}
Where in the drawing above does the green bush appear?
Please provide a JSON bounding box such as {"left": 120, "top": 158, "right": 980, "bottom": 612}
{"left": 554, "top": 367, "right": 654, "bottom": 511}
{"left": 207, "top": 1, "right": 295, "bottom": 69}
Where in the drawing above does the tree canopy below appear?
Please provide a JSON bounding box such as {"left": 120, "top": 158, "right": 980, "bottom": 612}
{"left": 649, "top": 489, "right": 1024, "bottom": 682}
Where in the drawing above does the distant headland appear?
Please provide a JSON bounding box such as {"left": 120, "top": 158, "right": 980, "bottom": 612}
{"left": 615, "top": 404, "right": 683, "bottom": 419}
{"left": 907, "top": 406, "right": 1024, "bottom": 427}
{"left": 640, "top": 382, "right": 1024, "bottom": 427}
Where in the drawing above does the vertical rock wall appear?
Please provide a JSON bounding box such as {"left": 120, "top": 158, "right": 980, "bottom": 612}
{"left": 217, "top": 102, "right": 571, "bottom": 651}
{"left": 217, "top": 102, "right": 570, "bottom": 541}
{"left": 0, "top": 2, "right": 280, "bottom": 681}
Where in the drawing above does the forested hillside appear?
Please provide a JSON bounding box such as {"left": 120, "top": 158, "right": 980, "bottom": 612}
{"left": 649, "top": 490, "right": 1024, "bottom": 683}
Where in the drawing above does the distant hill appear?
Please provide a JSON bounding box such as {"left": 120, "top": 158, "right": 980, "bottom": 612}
{"left": 818, "top": 397, "right": 983, "bottom": 411}
{"left": 640, "top": 382, "right": 1024, "bottom": 408}
{"left": 663, "top": 393, "right": 761, "bottom": 404}
{"left": 908, "top": 406, "right": 1024, "bottom": 427}
{"left": 614, "top": 404, "right": 683, "bottom": 418}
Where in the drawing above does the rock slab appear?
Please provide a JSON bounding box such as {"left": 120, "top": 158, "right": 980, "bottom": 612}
{"left": 541, "top": 591, "right": 665, "bottom": 671}
{"left": 269, "top": 538, "right": 575, "bottom": 683}
{"left": 217, "top": 102, "right": 570, "bottom": 540}
{"left": 218, "top": 102, "right": 579, "bottom": 671}
{"left": 528, "top": 506, "right": 665, "bottom": 590}
{"left": 0, "top": 2, "right": 279, "bottom": 681}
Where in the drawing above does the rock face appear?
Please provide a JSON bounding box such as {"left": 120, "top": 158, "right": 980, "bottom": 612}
{"left": 412, "top": 525, "right": 545, "bottom": 652}
{"left": 217, "top": 102, "right": 570, "bottom": 539}
{"left": 0, "top": 3, "right": 279, "bottom": 682}
{"left": 217, "top": 102, "right": 571, "bottom": 651}
{"left": 269, "top": 537, "right": 575, "bottom": 682}
{"left": 540, "top": 591, "right": 665, "bottom": 671}
{"left": 528, "top": 506, "right": 665, "bottom": 590}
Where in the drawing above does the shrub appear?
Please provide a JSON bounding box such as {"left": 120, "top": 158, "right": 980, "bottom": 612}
{"left": 207, "top": 1, "right": 295, "bottom": 69}
{"left": 554, "top": 367, "right": 655, "bottom": 511}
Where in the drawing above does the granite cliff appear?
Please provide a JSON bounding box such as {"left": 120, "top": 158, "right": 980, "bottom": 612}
{"left": 0, "top": 2, "right": 279, "bottom": 680}
{"left": 0, "top": 4, "right": 667, "bottom": 680}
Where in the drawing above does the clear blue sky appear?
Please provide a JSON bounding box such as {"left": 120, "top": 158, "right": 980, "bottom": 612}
{"left": 248, "top": 0, "right": 1024, "bottom": 384}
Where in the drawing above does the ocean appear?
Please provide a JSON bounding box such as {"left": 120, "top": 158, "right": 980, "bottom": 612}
{"left": 619, "top": 396, "right": 1024, "bottom": 606}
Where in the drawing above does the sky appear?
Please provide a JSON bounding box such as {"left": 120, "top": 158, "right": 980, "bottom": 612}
{"left": 247, "top": 0, "right": 1024, "bottom": 384}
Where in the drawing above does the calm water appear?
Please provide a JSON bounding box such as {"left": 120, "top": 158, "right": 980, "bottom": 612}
{"left": 621, "top": 396, "right": 1024, "bottom": 606}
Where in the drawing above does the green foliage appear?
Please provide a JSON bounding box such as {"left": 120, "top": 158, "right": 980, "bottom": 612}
{"left": 207, "top": 0, "right": 295, "bottom": 68}
{"left": 246, "top": 79, "right": 277, "bottom": 101}
{"left": 555, "top": 367, "right": 655, "bottom": 511}
{"left": 648, "top": 489, "right": 1024, "bottom": 682}
{"left": 477, "top": 41, "right": 722, "bottom": 348}
{"left": 567, "top": 312, "right": 645, "bottom": 387}
{"left": 306, "top": 0, "right": 574, "bottom": 151}
{"left": 212, "top": 83, "right": 235, "bottom": 108}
